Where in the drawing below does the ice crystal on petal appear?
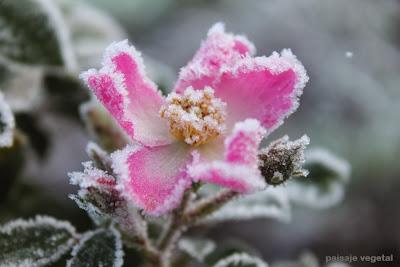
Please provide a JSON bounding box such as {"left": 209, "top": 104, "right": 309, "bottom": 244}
{"left": 189, "top": 119, "right": 267, "bottom": 193}
{"left": 174, "top": 22, "right": 256, "bottom": 93}
{"left": 111, "top": 144, "right": 192, "bottom": 216}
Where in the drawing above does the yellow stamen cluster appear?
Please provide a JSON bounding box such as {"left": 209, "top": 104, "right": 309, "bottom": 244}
{"left": 160, "top": 87, "right": 226, "bottom": 146}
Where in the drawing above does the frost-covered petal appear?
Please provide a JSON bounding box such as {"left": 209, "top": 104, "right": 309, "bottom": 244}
{"left": 214, "top": 49, "right": 308, "bottom": 132}
{"left": 111, "top": 142, "right": 193, "bottom": 216}
{"left": 189, "top": 119, "right": 266, "bottom": 193}
{"left": 0, "top": 92, "right": 15, "bottom": 148}
{"left": 174, "top": 22, "right": 255, "bottom": 93}
{"left": 81, "top": 40, "right": 172, "bottom": 146}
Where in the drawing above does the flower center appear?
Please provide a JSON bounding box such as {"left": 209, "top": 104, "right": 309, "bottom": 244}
{"left": 160, "top": 87, "right": 226, "bottom": 146}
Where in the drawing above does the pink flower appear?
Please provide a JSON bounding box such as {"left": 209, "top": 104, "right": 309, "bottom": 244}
{"left": 80, "top": 23, "right": 308, "bottom": 216}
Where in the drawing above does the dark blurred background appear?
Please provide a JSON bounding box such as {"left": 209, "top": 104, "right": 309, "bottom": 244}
{"left": 1, "top": 0, "right": 399, "bottom": 266}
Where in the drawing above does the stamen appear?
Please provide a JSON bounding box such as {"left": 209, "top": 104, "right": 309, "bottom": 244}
{"left": 160, "top": 87, "right": 226, "bottom": 146}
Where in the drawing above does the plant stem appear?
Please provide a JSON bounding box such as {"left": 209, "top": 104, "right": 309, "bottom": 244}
{"left": 141, "top": 188, "right": 239, "bottom": 267}
{"left": 183, "top": 189, "right": 239, "bottom": 225}
{"left": 153, "top": 189, "right": 193, "bottom": 267}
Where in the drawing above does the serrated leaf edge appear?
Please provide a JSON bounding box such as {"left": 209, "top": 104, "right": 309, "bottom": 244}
{"left": 0, "top": 215, "right": 78, "bottom": 267}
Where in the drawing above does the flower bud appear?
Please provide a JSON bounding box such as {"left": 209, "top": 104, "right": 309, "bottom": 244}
{"left": 258, "top": 135, "right": 309, "bottom": 185}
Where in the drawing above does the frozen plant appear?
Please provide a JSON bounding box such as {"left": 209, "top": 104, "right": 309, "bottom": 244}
{"left": 0, "top": 22, "right": 351, "bottom": 267}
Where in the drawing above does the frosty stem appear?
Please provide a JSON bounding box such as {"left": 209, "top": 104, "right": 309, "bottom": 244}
{"left": 145, "top": 188, "right": 238, "bottom": 267}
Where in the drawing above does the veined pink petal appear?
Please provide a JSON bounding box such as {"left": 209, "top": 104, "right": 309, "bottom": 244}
{"left": 189, "top": 119, "right": 266, "bottom": 193}
{"left": 111, "top": 142, "right": 193, "bottom": 216}
{"left": 174, "top": 22, "right": 255, "bottom": 93}
{"left": 214, "top": 49, "right": 309, "bottom": 133}
{"left": 81, "top": 40, "right": 173, "bottom": 147}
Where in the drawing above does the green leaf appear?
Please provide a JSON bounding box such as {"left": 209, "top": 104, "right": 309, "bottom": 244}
{"left": 287, "top": 148, "right": 351, "bottom": 209}
{"left": 0, "top": 215, "right": 77, "bottom": 267}
{"left": 67, "top": 227, "right": 123, "bottom": 267}
{"left": 0, "top": 0, "right": 76, "bottom": 69}
{"left": 212, "top": 252, "right": 268, "bottom": 267}
{"left": 43, "top": 72, "right": 89, "bottom": 120}
{"left": 178, "top": 237, "right": 216, "bottom": 262}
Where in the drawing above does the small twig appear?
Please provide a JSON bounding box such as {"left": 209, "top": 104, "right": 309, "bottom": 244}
{"left": 183, "top": 189, "right": 239, "bottom": 225}
{"left": 151, "top": 188, "right": 194, "bottom": 267}
{"left": 157, "top": 189, "right": 192, "bottom": 250}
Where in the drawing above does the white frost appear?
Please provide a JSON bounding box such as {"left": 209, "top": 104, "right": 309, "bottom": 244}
{"left": 204, "top": 187, "right": 291, "bottom": 223}
{"left": 178, "top": 237, "right": 216, "bottom": 262}
{"left": 0, "top": 215, "right": 77, "bottom": 267}
{"left": 213, "top": 252, "right": 268, "bottom": 267}
{"left": 67, "top": 226, "right": 123, "bottom": 267}
{"left": 0, "top": 92, "right": 15, "bottom": 147}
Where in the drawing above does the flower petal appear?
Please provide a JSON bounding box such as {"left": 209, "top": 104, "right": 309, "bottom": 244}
{"left": 214, "top": 49, "right": 309, "bottom": 132}
{"left": 189, "top": 119, "right": 266, "bottom": 193}
{"left": 81, "top": 40, "right": 173, "bottom": 147}
{"left": 174, "top": 23, "right": 255, "bottom": 93}
{"left": 111, "top": 143, "right": 192, "bottom": 216}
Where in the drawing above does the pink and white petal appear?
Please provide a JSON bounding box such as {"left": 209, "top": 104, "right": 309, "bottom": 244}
{"left": 111, "top": 142, "right": 193, "bottom": 216}
{"left": 214, "top": 49, "right": 309, "bottom": 133}
{"left": 81, "top": 40, "right": 173, "bottom": 147}
{"left": 189, "top": 119, "right": 266, "bottom": 193}
{"left": 174, "top": 22, "right": 255, "bottom": 93}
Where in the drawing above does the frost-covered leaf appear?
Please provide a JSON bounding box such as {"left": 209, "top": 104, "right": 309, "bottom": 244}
{"left": 0, "top": 215, "right": 77, "bottom": 267}
{"left": 178, "top": 237, "right": 216, "bottom": 262}
{"left": 15, "top": 113, "right": 51, "bottom": 159}
{"left": 204, "top": 187, "right": 291, "bottom": 223}
{"left": 0, "top": 0, "right": 76, "bottom": 69}
{"left": 43, "top": 71, "right": 89, "bottom": 119}
{"left": 67, "top": 227, "right": 123, "bottom": 267}
{"left": 55, "top": 0, "right": 126, "bottom": 69}
{"left": 0, "top": 92, "right": 15, "bottom": 147}
{"left": 270, "top": 253, "right": 318, "bottom": 267}
{"left": 287, "top": 148, "right": 351, "bottom": 209}
{"left": 80, "top": 100, "right": 129, "bottom": 152}
{"left": 212, "top": 252, "right": 268, "bottom": 267}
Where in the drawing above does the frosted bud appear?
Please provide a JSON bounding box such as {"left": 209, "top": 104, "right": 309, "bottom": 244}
{"left": 258, "top": 135, "right": 309, "bottom": 185}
